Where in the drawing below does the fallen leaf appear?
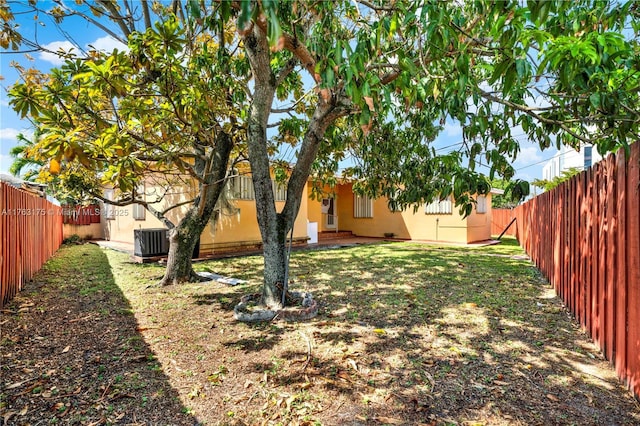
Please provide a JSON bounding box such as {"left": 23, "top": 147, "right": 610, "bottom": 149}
{"left": 347, "top": 358, "right": 358, "bottom": 372}
{"left": 3, "top": 411, "right": 16, "bottom": 424}
{"left": 62, "top": 345, "right": 70, "bottom": 353}
{"left": 373, "top": 328, "right": 386, "bottom": 335}
{"left": 493, "top": 380, "right": 510, "bottom": 386}
{"left": 376, "top": 416, "right": 404, "bottom": 425}
{"left": 4, "top": 378, "right": 38, "bottom": 390}
{"left": 285, "top": 395, "right": 296, "bottom": 410}
{"left": 547, "top": 393, "right": 559, "bottom": 402}
{"left": 337, "top": 371, "right": 351, "bottom": 381}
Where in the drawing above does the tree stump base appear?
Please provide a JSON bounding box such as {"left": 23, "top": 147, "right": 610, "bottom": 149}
{"left": 233, "top": 291, "right": 318, "bottom": 323}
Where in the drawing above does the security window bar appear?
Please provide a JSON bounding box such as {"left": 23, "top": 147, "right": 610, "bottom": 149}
{"left": 104, "top": 189, "right": 115, "bottom": 219}
{"left": 425, "top": 197, "right": 452, "bottom": 214}
{"left": 228, "top": 175, "right": 255, "bottom": 200}
{"left": 354, "top": 194, "right": 373, "bottom": 218}
{"left": 476, "top": 195, "right": 487, "bottom": 214}
{"left": 133, "top": 184, "right": 146, "bottom": 220}
{"left": 273, "top": 181, "right": 287, "bottom": 202}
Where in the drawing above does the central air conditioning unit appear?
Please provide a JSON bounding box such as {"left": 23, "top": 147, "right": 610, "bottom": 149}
{"left": 134, "top": 228, "right": 169, "bottom": 257}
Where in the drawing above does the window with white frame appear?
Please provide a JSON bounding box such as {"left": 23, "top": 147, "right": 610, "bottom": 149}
{"left": 424, "top": 197, "right": 452, "bottom": 214}
{"left": 354, "top": 194, "right": 373, "bottom": 218}
{"left": 476, "top": 195, "right": 487, "bottom": 214}
{"left": 104, "top": 189, "right": 115, "bottom": 219}
{"left": 133, "top": 184, "right": 146, "bottom": 220}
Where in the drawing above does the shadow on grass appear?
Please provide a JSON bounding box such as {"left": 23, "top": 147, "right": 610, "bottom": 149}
{"left": 74, "top": 239, "right": 640, "bottom": 425}
{"left": 257, "top": 241, "right": 640, "bottom": 424}
{"left": 0, "top": 244, "right": 197, "bottom": 425}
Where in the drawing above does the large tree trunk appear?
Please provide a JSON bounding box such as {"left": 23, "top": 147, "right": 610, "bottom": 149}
{"left": 260, "top": 215, "right": 288, "bottom": 307}
{"left": 159, "top": 211, "right": 206, "bottom": 286}
{"left": 243, "top": 22, "right": 348, "bottom": 309}
{"left": 158, "top": 131, "right": 233, "bottom": 286}
{"left": 243, "top": 24, "right": 283, "bottom": 307}
{"left": 256, "top": 104, "right": 343, "bottom": 307}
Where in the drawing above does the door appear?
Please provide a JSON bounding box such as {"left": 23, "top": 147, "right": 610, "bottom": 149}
{"left": 322, "top": 198, "right": 336, "bottom": 229}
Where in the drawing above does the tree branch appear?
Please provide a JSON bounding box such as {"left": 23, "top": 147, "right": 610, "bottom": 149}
{"left": 96, "top": 0, "right": 133, "bottom": 39}
{"left": 478, "top": 89, "right": 592, "bottom": 143}
{"left": 51, "top": 0, "right": 128, "bottom": 45}
{"left": 141, "top": 0, "right": 153, "bottom": 30}
{"left": 275, "top": 58, "right": 297, "bottom": 87}
{"left": 353, "top": 0, "right": 397, "bottom": 12}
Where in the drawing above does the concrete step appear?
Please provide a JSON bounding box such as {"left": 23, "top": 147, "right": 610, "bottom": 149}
{"left": 318, "top": 231, "right": 354, "bottom": 240}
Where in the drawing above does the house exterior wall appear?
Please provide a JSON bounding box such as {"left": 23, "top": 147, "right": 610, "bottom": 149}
{"left": 104, "top": 183, "right": 192, "bottom": 243}
{"left": 465, "top": 194, "right": 492, "bottom": 243}
{"left": 307, "top": 196, "right": 323, "bottom": 230}
{"left": 200, "top": 185, "right": 309, "bottom": 252}
{"left": 311, "top": 182, "right": 492, "bottom": 244}
{"left": 104, "top": 179, "right": 310, "bottom": 254}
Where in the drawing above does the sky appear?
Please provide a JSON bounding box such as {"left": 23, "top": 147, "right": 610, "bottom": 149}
{"left": 0, "top": 1, "right": 558, "bottom": 184}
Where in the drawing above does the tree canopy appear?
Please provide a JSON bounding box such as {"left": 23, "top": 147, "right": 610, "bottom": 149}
{"left": 3, "top": 1, "right": 245, "bottom": 284}
{"left": 532, "top": 167, "right": 584, "bottom": 192}
{"left": 4, "top": 0, "right": 640, "bottom": 311}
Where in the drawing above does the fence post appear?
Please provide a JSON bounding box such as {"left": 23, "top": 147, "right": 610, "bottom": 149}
{"left": 625, "top": 143, "right": 640, "bottom": 396}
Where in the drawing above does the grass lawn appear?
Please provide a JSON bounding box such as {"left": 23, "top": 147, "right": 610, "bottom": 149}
{"left": 2, "top": 237, "right": 639, "bottom": 425}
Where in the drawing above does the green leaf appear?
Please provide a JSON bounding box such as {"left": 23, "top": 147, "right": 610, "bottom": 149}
{"left": 238, "top": 0, "right": 252, "bottom": 30}
{"left": 389, "top": 13, "right": 398, "bottom": 37}
{"left": 187, "top": 0, "right": 201, "bottom": 20}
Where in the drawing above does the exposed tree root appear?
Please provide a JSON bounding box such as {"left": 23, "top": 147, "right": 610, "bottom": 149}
{"left": 156, "top": 270, "right": 207, "bottom": 287}
{"left": 233, "top": 291, "right": 318, "bottom": 323}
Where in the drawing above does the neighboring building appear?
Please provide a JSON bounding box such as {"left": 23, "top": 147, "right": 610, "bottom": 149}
{"left": 542, "top": 144, "right": 602, "bottom": 181}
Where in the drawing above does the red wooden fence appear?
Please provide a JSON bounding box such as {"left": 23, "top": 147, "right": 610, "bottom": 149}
{"left": 494, "top": 143, "right": 640, "bottom": 399}
{"left": 1, "top": 182, "right": 64, "bottom": 308}
{"left": 491, "top": 208, "right": 517, "bottom": 237}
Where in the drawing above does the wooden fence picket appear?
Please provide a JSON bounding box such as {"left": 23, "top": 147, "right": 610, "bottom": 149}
{"left": 492, "top": 142, "right": 640, "bottom": 399}
{"left": 0, "top": 182, "right": 63, "bottom": 308}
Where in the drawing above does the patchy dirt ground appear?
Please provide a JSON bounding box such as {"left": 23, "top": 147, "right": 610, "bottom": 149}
{"left": 2, "top": 240, "right": 640, "bottom": 425}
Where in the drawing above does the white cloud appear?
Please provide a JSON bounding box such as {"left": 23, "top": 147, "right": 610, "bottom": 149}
{"left": 87, "top": 35, "right": 127, "bottom": 53}
{"left": 0, "top": 127, "right": 33, "bottom": 142}
{"left": 514, "top": 146, "right": 543, "bottom": 165}
{"left": 38, "top": 36, "right": 128, "bottom": 66}
{"left": 39, "top": 40, "right": 77, "bottom": 66}
{"left": 0, "top": 127, "right": 20, "bottom": 140}
{"left": 443, "top": 121, "right": 462, "bottom": 137}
